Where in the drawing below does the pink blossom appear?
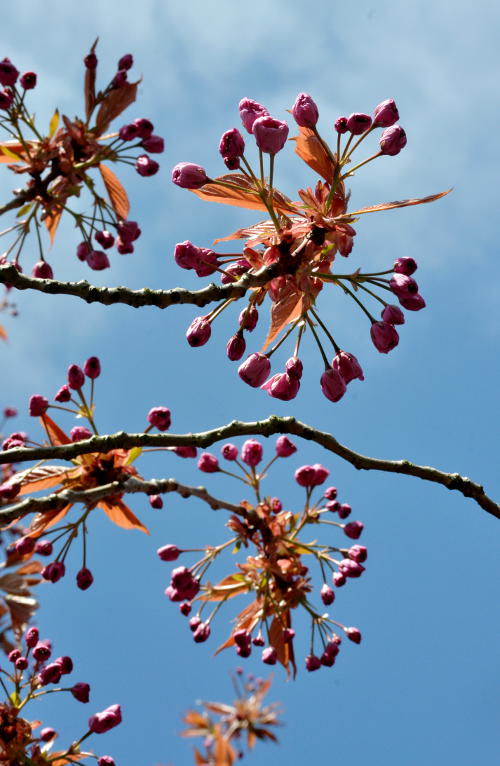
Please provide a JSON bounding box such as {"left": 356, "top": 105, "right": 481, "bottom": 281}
{"left": 370, "top": 321, "right": 399, "bottom": 353}
{"left": 238, "top": 353, "right": 270, "bottom": 387}
{"left": 172, "top": 162, "right": 208, "bottom": 189}
{"left": 239, "top": 98, "right": 269, "bottom": 133}
{"left": 252, "top": 116, "right": 289, "bottom": 154}
{"left": 320, "top": 368, "right": 346, "bottom": 402}
{"left": 88, "top": 704, "right": 122, "bottom": 734}
{"left": 292, "top": 92, "right": 319, "bottom": 128}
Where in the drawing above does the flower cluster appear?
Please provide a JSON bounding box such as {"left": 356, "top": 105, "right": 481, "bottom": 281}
{"left": 182, "top": 673, "right": 280, "bottom": 765}
{"left": 172, "top": 94, "right": 448, "bottom": 403}
{"left": 159, "top": 437, "right": 364, "bottom": 675}
{"left": 0, "top": 625, "right": 119, "bottom": 765}
{"left": 0, "top": 44, "right": 163, "bottom": 279}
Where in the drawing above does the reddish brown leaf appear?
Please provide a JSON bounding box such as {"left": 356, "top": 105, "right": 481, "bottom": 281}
{"left": 84, "top": 38, "right": 99, "bottom": 121}
{"left": 214, "top": 218, "right": 290, "bottom": 245}
{"left": 183, "top": 711, "right": 210, "bottom": 730}
{"left": 292, "top": 126, "right": 336, "bottom": 183}
{"left": 40, "top": 413, "right": 71, "bottom": 446}
{"left": 99, "top": 163, "right": 130, "bottom": 219}
{"left": 201, "top": 573, "right": 249, "bottom": 602}
{"left": 194, "top": 748, "right": 209, "bottom": 765}
{"left": 269, "top": 613, "right": 296, "bottom": 678}
{"left": 95, "top": 79, "right": 140, "bottom": 135}
{"left": 44, "top": 207, "right": 63, "bottom": 245}
{"left": 28, "top": 505, "right": 73, "bottom": 537}
{"left": 51, "top": 751, "right": 92, "bottom": 766}
{"left": 214, "top": 600, "right": 262, "bottom": 655}
{"left": 191, "top": 174, "right": 297, "bottom": 214}
{"left": 214, "top": 732, "right": 236, "bottom": 766}
{"left": 0, "top": 324, "right": 7, "bottom": 341}
{"left": 17, "top": 465, "right": 73, "bottom": 496}
{"left": 337, "top": 189, "right": 452, "bottom": 220}
{"left": 98, "top": 498, "right": 150, "bottom": 534}
{"left": 261, "top": 285, "right": 303, "bottom": 352}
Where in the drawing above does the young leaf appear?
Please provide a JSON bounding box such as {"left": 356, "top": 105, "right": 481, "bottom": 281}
{"left": 192, "top": 174, "right": 296, "bottom": 214}
{"left": 336, "top": 188, "right": 452, "bottom": 220}
{"left": 95, "top": 79, "right": 140, "bottom": 135}
{"left": 28, "top": 505, "right": 73, "bottom": 536}
{"left": 269, "top": 613, "right": 296, "bottom": 678}
{"left": 0, "top": 324, "right": 6, "bottom": 341}
{"left": 17, "top": 465, "right": 73, "bottom": 495}
{"left": 292, "top": 126, "right": 336, "bottom": 182}
{"left": 49, "top": 108, "right": 60, "bottom": 137}
{"left": 84, "top": 37, "right": 99, "bottom": 121}
{"left": 97, "top": 497, "right": 150, "bottom": 534}
{"left": 261, "top": 285, "right": 303, "bottom": 352}
{"left": 44, "top": 207, "right": 63, "bottom": 245}
{"left": 99, "top": 163, "right": 130, "bottom": 220}
{"left": 40, "top": 413, "right": 71, "bottom": 445}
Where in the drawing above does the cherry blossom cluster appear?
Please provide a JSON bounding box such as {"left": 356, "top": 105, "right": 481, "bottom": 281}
{"left": 0, "top": 45, "right": 163, "bottom": 280}
{"left": 0, "top": 625, "right": 119, "bottom": 765}
{"left": 158, "top": 436, "right": 365, "bottom": 675}
{"left": 171, "top": 93, "right": 444, "bottom": 403}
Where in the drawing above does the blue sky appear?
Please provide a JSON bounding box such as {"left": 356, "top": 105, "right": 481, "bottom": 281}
{"left": 1, "top": 1, "right": 499, "bottom": 764}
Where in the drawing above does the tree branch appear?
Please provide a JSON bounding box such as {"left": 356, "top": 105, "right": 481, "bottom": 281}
{"left": 0, "top": 262, "right": 282, "bottom": 309}
{"left": 1, "top": 416, "right": 498, "bottom": 521}
{"left": 0, "top": 476, "right": 245, "bottom": 524}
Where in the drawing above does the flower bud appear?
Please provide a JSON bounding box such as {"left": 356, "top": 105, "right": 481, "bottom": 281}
{"left": 157, "top": 545, "right": 180, "bottom": 562}
{"left": 321, "top": 584, "right": 335, "bottom": 605}
{"left": 320, "top": 651, "right": 335, "bottom": 667}
{"left": 20, "top": 71, "right": 37, "bottom": 89}
{"left": 70, "top": 426, "right": 92, "bottom": 442}
{"left": 305, "top": 654, "right": 321, "bottom": 672}
{"left": 370, "top": 321, "right": 399, "bottom": 354}
{"left": 346, "top": 113, "right": 372, "bottom": 134}
{"left": 285, "top": 356, "right": 303, "bottom": 380}
{"left": 221, "top": 443, "right": 238, "bottom": 461}
{"left": 221, "top": 258, "right": 251, "bottom": 283}
{"left": 25, "top": 626, "right": 39, "bottom": 648}
{"left": 241, "top": 439, "right": 263, "bottom": 467}
{"left": 292, "top": 92, "right": 319, "bottom": 128}
{"left": 193, "top": 621, "right": 211, "bottom": 643}
{"left": 0, "top": 89, "right": 13, "bottom": 110}
{"left": 15, "top": 536, "right": 35, "bottom": 556}
{"left": 380, "top": 125, "right": 407, "bottom": 156}
{"left": 149, "top": 494, "right": 163, "bottom": 509}
{"left": 348, "top": 545, "right": 368, "bottom": 563}
{"left": 252, "top": 116, "right": 289, "bottom": 154}
{"left": 38, "top": 662, "right": 63, "bottom": 685}
{"left": 189, "top": 616, "right": 201, "bottom": 632}
{"left": 294, "top": 465, "right": 317, "bottom": 487}
{"left": 0, "top": 58, "right": 19, "bottom": 86}
{"left": 390, "top": 273, "right": 419, "bottom": 300}
{"left": 338, "top": 503, "right": 352, "bottom": 519}
{"left": 135, "top": 154, "right": 159, "bottom": 177}
{"left": 41, "top": 561, "right": 66, "bottom": 583}
{"left": 174, "top": 446, "right": 197, "bottom": 458}
{"left": 76, "top": 567, "right": 94, "bottom": 590}
{"left": 373, "top": 98, "right": 399, "bottom": 127}
{"left": 333, "top": 571, "right": 346, "bottom": 587}
{"left": 84, "top": 52, "right": 97, "bottom": 69}
{"left": 76, "top": 241, "right": 92, "bottom": 261}
{"left": 186, "top": 316, "right": 211, "bottom": 347}
{"left": 345, "top": 626, "right": 362, "bottom": 644}
{"left": 226, "top": 333, "right": 246, "bottom": 361}
{"left": 344, "top": 521, "right": 364, "bottom": 539}
{"left": 87, "top": 250, "right": 110, "bottom": 270}
{"left": 172, "top": 162, "right": 208, "bottom": 189}
{"left": 381, "top": 304, "right": 405, "bottom": 325}
{"left": 282, "top": 628, "right": 295, "bottom": 643}
{"left": 55, "top": 655, "right": 73, "bottom": 674}
{"left": 339, "top": 558, "right": 365, "bottom": 578}
{"left": 112, "top": 70, "right": 128, "bottom": 89}
{"left": 8, "top": 649, "right": 21, "bottom": 663}
{"left": 88, "top": 704, "right": 122, "bottom": 734}
{"left": 99, "top": 758, "right": 116, "bottom": 766}
{"left": 67, "top": 364, "right": 85, "bottom": 390}
{"left": 3, "top": 406, "right": 17, "bottom": 417}
{"left": 35, "top": 539, "right": 53, "bottom": 556}
{"left": 142, "top": 134, "right": 164, "bottom": 153}
{"left": 133, "top": 118, "right": 154, "bottom": 139}
{"left": 320, "top": 368, "right": 346, "bottom": 403}
{"left": 32, "top": 260, "right": 53, "bottom": 279}
{"left": 400, "top": 294, "right": 426, "bottom": 311}
{"left": 95, "top": 230, "right": 114, "bottom": 249}
{"left": 334, "top": 116, "right": 348, "bottom": 134}
{"left": 84, "top": 356, "right": 101, "bottom": 379}
{"left": 252, "top": 633, "right": 265, "bottom": 646}
{"left": 40, "top": 727, "right": 57, "bottom": 742}
{"left": 239, "top": 305, "right": 258, "bottom": 331}
{"left": 147, "top": 407, "right": 171, "bottom": 431}
{"left": 198, "top": 452, "right": 219, "bottom": 473}
{"left": 180, "top": 602, "right": 191, "bottom": 616}
{"left": 394, "top": 257, "right": 417, "bottom": 275}
{"left": 219, "top": 128, "right": 245, "bottom": 159}
{"left": 33, "top": 640, "right": 51, "bottom": 661}
{"left": 239, "top": 98, "right": 269, "bottom": 133}
{"left": 71, "top": 682, "right": 90, "bottom": 703}
{"left": 0, "top": 480, "right": 20, "bottom": 500}
{"left": 261, "top": 647, "right": 277, "bottom": 665}
{"left": 332, "top": 351, "right": 364, "bottom": 384}
{"left": 117, "top": 220, "right": 141, "bottom": 243}
{"left": 324, "top": 486, "right": 337, "bottom": 501}
{"left": 118, "top": 54, "right": 133, "bottom": 70}
{"left": 261, "top": 372, "right": 300, "bottom": 401}
{"left": 29, "top": 394, "right": 49, "bottom": 416}
{"left": 275, "top": 435, "right": 297, "bottom": 458}
{"left": 119, "top": 123, "right": 139, "bottom": 141}
{"left": 238, "top": 353, "right": 271, "bottom": 387}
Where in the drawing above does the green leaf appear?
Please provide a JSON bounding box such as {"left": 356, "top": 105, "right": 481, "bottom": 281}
{"left": 16, "top": 202, "right": 33, "bottom": 217}
{"left": 10, "top": 690, "right": 21, "bottom": 706}
{"left": 49, "top": 108, "right": 60, "bottom": 137}
{"left": 125, "top": 446, "right": 142, "bottom": 464}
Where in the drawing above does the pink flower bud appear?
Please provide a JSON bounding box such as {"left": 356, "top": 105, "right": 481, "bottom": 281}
{"left": 84, "top": 356, "right": 101, "bottom": 379}
{"left": 339, "top": 558, "right": 365, "bottom": 578}
{"left": 174, "top": 446, "right": 197, "bottom": 458}
{"left": 41, "top": 561, "right": 66, "bottom": 583}
{"left": 252, "top": 633, "right": 265, "bottom": 646}
{"left": 193, "top": 621, "right": 211, "bottom": 643}
{"left": 334, "top": 116, "right": 348, "bottom": 134}
{"left": 234, "top": 629, "right": 252, "bottom": 647}
{"left": 271, "top": 497, "right": 282, "bottom": 512}
{"left": 219, "top": 128, "right": 245, "bottom": 159}
{"left": 400, "top": 294, "right": 426, "bottom": 311}
{"left": 95, "top": 230, "right": 114, "bottom": 249}
{"left": 239, "top": 305, "right": 258, "bottom": 331}
{"left": 55, "top": 656, "right": 73, "bottom": 674}
{"left": 142, "top": 135, "right": 164, "bottom": 153}
{"left": 33, "top": 640, "right": 52, "bottom": 661}
{"left": 147, "top": 407, "right": 171, "bottom": 431}
{"left": 320, "top": 651, "right": 335, "bottom": 667}
{"left": 180, "top": 602, "right": 191, "bottom": 616}
{"left": 119, "top": 123, "right": 139, "bottom": 141}
{"left": 221, "top": 443, "right": 238, "bottom": 461}
{"left": 117, "top": 220, "right": 141, "bottom": 243}
{"left": 0, "top": 481, "right": 20, "bottom": 500}
{"left": 136, "top": 154, "right": 159, "bottom": 177}
{"left": 370, "top": 321, "right": 399, "bottom": 353}
{"left": 172, "top": 162, "right": 208, "bottom": 189}
{"left": 345, "top": 626, "right": 362, "bottom": 644}
{"left": 390, "top": 273, "right": 419, "bottom": 300}
{"left": 311, "top": 464, "right": 329, "bottom": 486}
{"left": 373, "top": 98, "right": 399, "bottom": 127}
{"left": 157, "top": 544, "right": 180, "bottom": 562}
{"left": 20, "top": 71, "right": 37, "bottom": 89}
{"left": 282, "top": 628, "right": 295, "bottom": 643}
{"left": 348, "top": 545, "right": 368, "bottom": 563}
{"left": 8, "top": 649, "right": 21, "bottom": 663}
{"left": 67, "top": 364, "right": 85, "bottom": 390}
{"left": 194, "top": 249, "right": 219, "bottom": 278}
{"left": 70, "top": 426, "right": 92, "bottom": 442}
{"left": 198, "top": 452, "right": 219, "bottom": 473}
{"left": 333, "top": 571, "right": 346, "bottom": 587}
{"left": 0, "top": 89, "right": 13, "bottom": 110}
{"left": 224, "top": 156, "right": 240, "bottom": 170}
{"left": 261, "top": 372, "right": 300, "bottom": 401}
{"left": 3, "top": 407, "right": 17, "bottom": 417}
{"left": 76, "top": 567, "right": 94, "bottom": 590}
{"left": 149, "top": 494, "right": 163, "bottom": 509}
{"left": 29, "top": 394, "right": 49, "bottom": 416}
{"left": 275, "top": 435, "right": 297, "bottom": 457}
{"left": 15, "top": 536, "right": 35, "bottom": 556}
{"left": 327, "top": 500, "right": 340, "bottom": 512}
{"left": 99, "top": 757, "right": 116, "bottom": 766}
{"left": 116, "top": 238, "right": 133, "bottom": 255}
{"left": 71, "top": 682, "right": 90, "bottom": 703}
{"left": 332, "top": 351, "right": 364, "bottom": 384}
{"left": 221, "top": 258, "right": 251, "bottom": 283}
{"left": 294, "top": 465, "right": 317, "bottom": 487}
{"left": 381, "top": 304, "right": 405, "bottom": 325}
{"left": 338, "top": 503, "right": 352, "bottom": 519}
{"left": 0, "top": 58, "right": 19, "bottom": 86}
{"left": 132, "top": 118, "right": 154, "bottom": 139}
{"left": 226, "top": 333, "right": 246, "bottom": 361}
{"left": 84, "top": 52, "right": 97, "bottom": 69}
{"left": 394, "top": 257, "right": 417, "bottom": 275}
{"left": 238, "top": 353, "right": 271, "bottom": 387}
{"left": 321, "top": 584, "right": 335, "bottom": 605}
{"left": 25, "top": 626, "right": 39, "bottom": 648}
{"left": 261, "top": 647, "right": 277, "bottom": 665}
{"left": 285, "top": 356, "right": 303, "bottom": 379}
{"left": 189, "top": 616, "right": 201, "bottom": 632}
{"left": 380, "top": 125, "right": 407, "bottom": 156}
{"left": 186, "top": 316, "right": 211, "bottom": 347}
{"left": 38, "top": 662, "right": 63, "bottom": 685}
{"left": 239, "top": 98, "right": 269, "bottom": 133}
{"left": 252, "top": 116, "right": 289, "bottom": 154}
{"left": 305, "top": 654, "right": 321, "bottom": 672}
{"left": 40, "top": 727, "right": 57, "bottom": 742}
{"left": 76, "top": 241, "right": 92, "bottom": 261}
{"left": 2, "top": 432, "right": 26, "bottom": 450}
{"left": 241, "top": 439, "right": 263, "bottom": 467}
{"left": 292, "top": 92, "right": 319, "bottom": 128}
{"left": 32, "top": 260, "right": 53, "bottom": 279}
{"left": 344, "top": 521, "right": 364, "bottom": 539}
{"left": 236, "top": 643, "right": 252, "bottom": 657}
{"left": 324, "top": 486, "right": 337, "bottom": 500}
{"left": 87, "top": 250, "right": 110, "bottom": 270}
{"left": 324, "top": 639, "right": 340, "bottom": 657}
{"left": 88, "top": 704, "right": 122, "bottom": 734}
{"left": 54, "top": 384, "right": 71, "bottom": 402}
{"left": 118, "top": 54, "right": 133, "bottom": 70}
{"left": 112, "top": 69, "right": 128, "bottom": 89}
{"left": 35, "top": 539, "right": 53, "bottom": 556}
{"left": 346, "top": 113, "right": 372, "bottom": 135}
{"left": 320, "top": 368, "right": 347, "bottom": 403}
